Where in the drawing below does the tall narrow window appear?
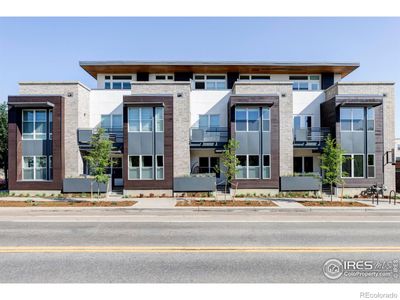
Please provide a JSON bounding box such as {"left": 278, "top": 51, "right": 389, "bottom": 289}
{"left": 368, "top": 154, "right": 375, "bottom": 178}
{"left": 141, "top": 108, "right": 153, "bottom": 132}
{"left": 262, "top": 108, "right": 270, "bottom": 131}
{"left": 49, "top": 110, "right": 53, "bottom": 140}
{"left": 128, "top": 108, "right": 140, "bottom": 132}
{"left": 235, "top": 109, "right": 247, "bottom": 132}
{"left": 263, "top": 155, "right": 271, "bottom": 179}
{"left": 141, "top": 156, "right": 153, "bottom": 179}
{"left": 156, "top": 155, "right": 164, "bottom": 180}
{"left": 367, "top": 107, "right": 375, "bottom": 131}
{"left": 155, "top": 107, "right": 164, "bottom": 132}
{"left": 236, "top": 155, "right": 247, "bottom": 179}
{"left": 128, "top": 156, "right": 140, "bottom": 179}
{"left": 352, "top": 108, "right": 364, "bottom": 131}
{"left": 342, "top": 154, "right": 364, "bottom": 178}
{"left": 342, "top": 155, "right": 352, "bottom": 178}
{"left": 248, "top": 155, "right": 260, "bottom": 179}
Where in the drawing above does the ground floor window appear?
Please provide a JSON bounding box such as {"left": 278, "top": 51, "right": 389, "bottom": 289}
{"left": 236, "top": 155, "right": 260, "bottom": 179}
{"left": 293, "top": 156, "right": 314, "bottom": 174}
{"left": 128, "top": 155, "right": 164, "bottom": 180}
{"left": 367, "top": 154, "right": 375, "bottom": 178}
{"left": 22, "top": 156, "right": 48, "bottom": 180}
{"left": 263, "top": 155, "right": 271, "bottom": 179}
{"left": 198, "top": 157, "right": 220, "bottom": 178}
{"left": 342, "top": 154, "right": 364, "bottom": 178}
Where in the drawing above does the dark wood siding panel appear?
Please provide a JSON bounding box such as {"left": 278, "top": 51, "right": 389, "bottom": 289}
{"left": 321, "top": 73, "right": 334, "bottom": 90}
{"left": 229, "top": 95, "right": 280, "bottom": 189}
{"left": 136, "top": 72, "right": 149, "bottom": 81}
{"left": 8, "top": 96, "right": 65, "bottom": 191}
{"left": 174, "top": 72, "right": 193, "bottom": 81}
{"left": 227, "top": 72, "right": 239, "bottom": 89}
{"left": 123, "top": 95, "right": 173, "bottom": 190}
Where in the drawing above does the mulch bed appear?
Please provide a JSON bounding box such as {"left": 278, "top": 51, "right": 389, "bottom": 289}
{"left": 176, "top": 200, "right": 277, "bottom": 207}
{"left": 299, "top": 201, "right": 372, "bottom": 207}
{"left": 0, "top": 200, "right": 137, "bottom": 207}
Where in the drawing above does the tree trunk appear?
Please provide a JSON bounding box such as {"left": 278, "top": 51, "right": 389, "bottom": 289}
{"left": 97, "top": 183, "right": 100, "bottom": 200}
{"left": 330, "top": 183, "right": 333, "bottom": 202}
{"left": 224, "top": 180, "right": 227, "bottom": 202}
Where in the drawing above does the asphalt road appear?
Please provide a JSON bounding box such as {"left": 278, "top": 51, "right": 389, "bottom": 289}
{"left": 0, "top": 210, "right": 400, "bottom": 283}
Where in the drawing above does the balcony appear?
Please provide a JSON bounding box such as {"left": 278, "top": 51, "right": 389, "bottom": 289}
{"left": 190, "top": 127, "right": 228, "bottom": 149}
{"left": 293, "top": 127, "right": 330, "bottom": 149}
{"left": 78, "top": 127, "right": 124, "bottom": 152}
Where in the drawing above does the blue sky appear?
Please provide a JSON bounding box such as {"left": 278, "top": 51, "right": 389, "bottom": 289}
{"left": 0, "top": 17, "right": 399, "bottom": 134}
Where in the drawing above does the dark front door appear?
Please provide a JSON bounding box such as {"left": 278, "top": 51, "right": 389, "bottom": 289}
{"left": 112, "top": 157, "right": 123, "bottom": 189}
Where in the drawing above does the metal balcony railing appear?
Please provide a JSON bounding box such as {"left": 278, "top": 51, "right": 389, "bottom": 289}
{"left": 293, "top": 127, "right": 330, "bottom": 148}
{"left": 190, "top": 126, "right": 228, "bottom": 148}
{"left": 78, "top": 127, "right": 124, "bottom": 151}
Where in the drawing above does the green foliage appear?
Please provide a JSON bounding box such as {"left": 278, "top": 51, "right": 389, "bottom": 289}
{"left": 219, "top": 139, "right": 240, "bottom": 185}
{"left": 320, "top": 135, "right": 349, "bottom": 200}
{"left": 0, "top": 103, "right": 8, "bottom": 181}
{"left": 84, "top": 128, "right": 113, "bottom": 196}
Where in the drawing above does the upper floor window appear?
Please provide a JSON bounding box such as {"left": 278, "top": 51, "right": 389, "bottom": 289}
{"left": 155, "top": 74, "right": 174, "bottom": 81}
{"left": 104, "top": 75, "right": 132, "bottom": 90}
{"left": 101, "top": 114, "right": 123, "bottom": 130}
{"left": 128, "top": 107, "right": 164, "bottom": 132}
{"left": 262, "top": 108, "right": 270, "bottom": 131}
{"left": 290, "top": 75, "right": 320, "bottom": 91}
{"left": 235, "top": 108, "right": 259, "bottom": 132}
{"left": 239, "top": 74, "right": 270, "bottom": 81}
{"left": 193, "top": 74, "right": 227, "bottom": 90}
{"left": 199, "top": 114, "right": 220, "bottom": 128}
{"left": 22, "top": 109, "right": 48, "bottom": 140}
{"left": 367, "top": 107, "right": 375, "bottom": 131}
{"left": 340, "top": 107, "right": 365, "bottom": 132}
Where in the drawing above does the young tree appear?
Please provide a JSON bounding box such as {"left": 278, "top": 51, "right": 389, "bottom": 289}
{"left": 219, "top": 139, "right": 240, "bottom": 200}
{"left": 84, "top": 128, "right": 113, "bottom": 198}
{"left": 0, "top": 103, "right": 8, "bottom": 186}
{"left": 320, "top": 135, "right": 348, "bottom": 201}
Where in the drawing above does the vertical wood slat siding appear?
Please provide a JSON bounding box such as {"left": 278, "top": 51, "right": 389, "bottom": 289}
{"left": 228, "top": 95, "right": 280, "bottom": 189}
{"left": 8, "top": 96, "right": 65, "bottom": 190}
{"left": 122, "top": 95, "right": 173, "bottom": 190}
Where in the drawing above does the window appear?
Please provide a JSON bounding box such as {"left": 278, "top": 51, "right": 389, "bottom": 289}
{"left": 236, "top": 155, "right": 260, "bottom": 179}
{"left": 128, "top": 107, "right": 153, "bottom": 132}
{"left": 156, "top": 155, "right": 164, "bottom": 180}
{"left": 128, "top": 155, "right": 154, "bottom": 180}
{"left": 340, "top": 108, "right": 365, "bottom": 131}
{"left": 104, "top": 75, "right": 132, "bottom": 90}
{"left": 155, "top": 74, "right": 174, "bottom": 81}
{"left": 342, "top": 154, "right": 364, "bottom": 178}
{"left": 22, "top": 156, "right": 48, "bottom": 180}
{"left": 155, "top": 107, "right": 164, "bottom": 132}
{"left": 193, "top": 74, "right": 227, "bottom": 90}
{"left": 198, "top": 157, "right": 220, "bottom": 178}
{"left": 22, "top": 109, "right": 48, "bottom": 140}
{"left": 263, "top": 155, "right": 271, "bottom": 179}
{"left": 290, "top": 75, "right": 320, "bottom": 91}
{"left": 368, "top": 154, "right": 375, "bottom": 178}
{"left": 198, "top": 114, "right": 220, "bottom": 128}
{"left": 239, "top": 74, "right": 270, "bottom": 81}
{"left": 262, "top": 108, "right": 270, "bottom": 131}
{"left": 49, "top": 110, "right": 53, "bottom": 140}
{"left": 367, "top": 107, "right": 375, "bottom": 131}
{"left": 293, "top": 157, "right": 314, "bottom": 174}
{"left": 49, "top": 155, "right": 53, "bottom": 180}
{"left": 101, "top": 114, "right": 123, "bottom": 130}
{"left": 235, "top": 108, "right": 259, "bottom": 132}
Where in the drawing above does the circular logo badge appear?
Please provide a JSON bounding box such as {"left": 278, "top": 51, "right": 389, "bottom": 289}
{"left": 323, "top": 259, "right": 344, "bottom": 280}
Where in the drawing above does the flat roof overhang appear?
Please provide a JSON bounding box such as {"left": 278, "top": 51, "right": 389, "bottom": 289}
{"left": 80, "top": 61, "right": 359, "bottom": 79}
{"left": 8, "top": 101, "right": 55, "bottom": 108}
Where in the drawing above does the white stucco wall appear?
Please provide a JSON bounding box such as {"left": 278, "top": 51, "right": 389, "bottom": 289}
{"left": 89, "top": 90, "right": 130, "bottom": 128}
{"left": 292, "top": 91, "right": 325, "bottom": 128}
{"left": 189, "top": 90, "right": 231, "bottom": 127}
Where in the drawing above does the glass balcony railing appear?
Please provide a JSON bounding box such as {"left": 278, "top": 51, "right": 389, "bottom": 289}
{"left": 78, "top": 127, "right": 124, "bottom": 151}
{"left": 190, "top": 126, "right": 228, "bottom": 148}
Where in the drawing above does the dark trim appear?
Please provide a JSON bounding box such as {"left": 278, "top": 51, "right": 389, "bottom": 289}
{"left": 228, "top": 95, "right": 280, "bottom": 189}
{"left": 122, "top": 95, "right": 173, "bottom": 190}
{"left": 8, "top": 96, "right": 65, "bottom": 191}
{"left": 174, "top": 72, "right": 193, "bottom": 82}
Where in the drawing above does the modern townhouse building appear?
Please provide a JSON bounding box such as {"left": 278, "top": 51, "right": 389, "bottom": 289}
{"left": 7, "top": 61, "right": 396, "bottom": 196}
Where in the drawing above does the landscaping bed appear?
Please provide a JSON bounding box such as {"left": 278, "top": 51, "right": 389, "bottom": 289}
{"left": 176, "top": 200, "right": 277, "bottom": 207}
{"left": 299, "top": 201, "right": 372, "bottom": 207}
{"left": 0, "top": 200, "right": 137, "bottom": 207}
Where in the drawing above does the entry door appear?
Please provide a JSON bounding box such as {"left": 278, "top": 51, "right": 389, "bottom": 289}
{"left": 112, "top": 157, "right": 123, "bottom": 187}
